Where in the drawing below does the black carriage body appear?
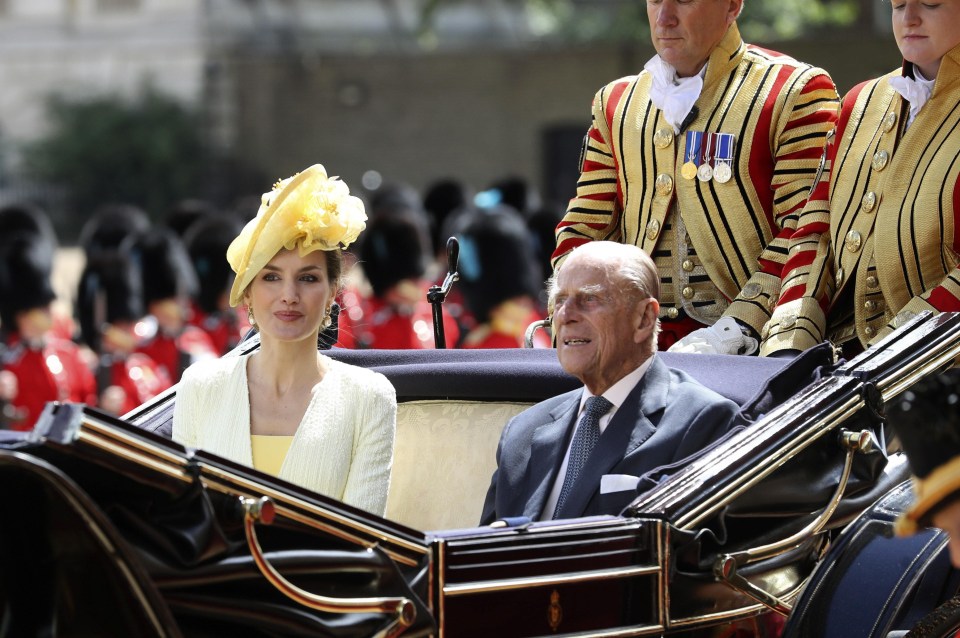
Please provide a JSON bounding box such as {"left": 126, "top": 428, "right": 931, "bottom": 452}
{"left": 3, "top": 312, "right": 960, "bottom": 637}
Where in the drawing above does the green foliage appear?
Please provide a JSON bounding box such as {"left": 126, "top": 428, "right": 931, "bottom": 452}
{"left": 739, "top": 0, "right": 860, "bottom": 42}
{"left": 23, "top": 88, "right": 207, "bottom": 223}
{"left": 418, "top": 0, "right": 865, "bottom": 45}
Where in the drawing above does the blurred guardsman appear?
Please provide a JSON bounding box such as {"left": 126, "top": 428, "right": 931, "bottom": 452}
{"left": 355, "top": 211, "right": 459, "bottom": 349}
{"left": 0, "top": 202, "right": 78, "bottom": 342}
{"left": 890, "top": 368, "right": 960, "bottom": 568}
{"left": 552, "top": 0, "right": 838, "bottom": 353}
{"left": 76, "top": 248, "right": 171, "bottom": 416}
{"left": 458, "top": 208, "right": 549, "bottom": 349}
{"left": 0, "top": 232, "right": 96, "bottom": 430}
{"left": 762, "top": 0, "right": 960, "bottom": 356}
{"left": 127, "top": 228, "right": 218, "bottom": 382}
{"left": 184, "top": 213, "right": 248, "bottom": 354}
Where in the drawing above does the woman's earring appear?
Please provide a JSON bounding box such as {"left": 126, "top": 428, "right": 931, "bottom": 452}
{"left": 247, "top": 308, "right": 256, "bottom": 326}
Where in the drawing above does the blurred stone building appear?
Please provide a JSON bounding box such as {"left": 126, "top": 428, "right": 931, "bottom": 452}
{"left": 0, "top": 0, "right": 902, "bottom": 230}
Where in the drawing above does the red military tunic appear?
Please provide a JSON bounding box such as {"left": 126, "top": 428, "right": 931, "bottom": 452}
{"left": 1, "top": 336, "right": 97, "bottom": 431}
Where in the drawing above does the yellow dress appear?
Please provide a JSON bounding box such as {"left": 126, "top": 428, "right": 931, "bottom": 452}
{"left": 250, "top": 434, "right": 294, "bottom": 477}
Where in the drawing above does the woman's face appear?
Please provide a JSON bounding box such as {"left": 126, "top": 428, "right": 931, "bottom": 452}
{"left": 893, "top": 0, "right": 960, "bottom": 79}
{"left": 245, "top": 248, "right": 333, "bottom": 345}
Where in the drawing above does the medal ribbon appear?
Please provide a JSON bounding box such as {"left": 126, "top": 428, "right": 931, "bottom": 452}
{"left": 684, "top": 131, "right": 702, "bottom": 165}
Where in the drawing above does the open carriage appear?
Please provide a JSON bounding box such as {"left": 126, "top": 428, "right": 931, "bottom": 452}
{"left": 2, "top": 311, "right": 960, "bottom": 637}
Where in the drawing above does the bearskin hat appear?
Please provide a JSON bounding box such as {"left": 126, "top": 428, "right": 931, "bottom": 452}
{"left": 423, "top": 178, "right": 471, "bottom": 254}
{"left": 184, "top": 213, "right": 243, "bottom": 314}
{"left": 457, "top": 207, "right": 543, "bottom": 323}
{"left": 0, "top": 231, "right": 57, "bottom": 329}
{"left": 79, "top": 203, "right": 151, "bottom": 258}
{"left": 0, "top": 202, "right": 57, "bottom": 249}
{"left": 358, "top": 211, "right": 430, "bottom": 298}
{"left": 75, "top": 250, "right": 144, "bottom": 351}
{"left": 123, "top": 228, "right": 198, "bottom": 307}
{"left": 166, "top": 198, "right": 218, "bottom": 239}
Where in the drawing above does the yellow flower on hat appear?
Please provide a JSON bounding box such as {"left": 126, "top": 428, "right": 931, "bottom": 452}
{"left": 226, "top": 164, "right": 367, "bottom": 307}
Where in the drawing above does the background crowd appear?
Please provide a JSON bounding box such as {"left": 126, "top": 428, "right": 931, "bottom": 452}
{"left": 0, "top": 174, "right": 560, "bottom": 429}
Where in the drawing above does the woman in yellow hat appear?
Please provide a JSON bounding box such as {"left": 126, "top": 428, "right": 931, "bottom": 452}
{"left": 172, "top": 165, "right": 396, "bottom": 516}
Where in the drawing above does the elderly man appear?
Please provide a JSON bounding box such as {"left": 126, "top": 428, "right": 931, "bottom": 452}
{"left": 480, "top": 242, "right": 738, "bottom": 523}
{"left": 552, "top": 0, "right": 839, "bottom": 354}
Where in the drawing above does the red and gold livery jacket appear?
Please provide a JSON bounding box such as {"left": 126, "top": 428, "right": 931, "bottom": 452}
{"left": 553, "top": 24, "right": 838, "bottom": 338}
{"left": 762, "top": 46, "right": 960, "bottom": 354}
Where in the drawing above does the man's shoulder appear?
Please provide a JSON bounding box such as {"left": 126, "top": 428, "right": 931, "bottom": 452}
{"left": 659, "top": 360, "right": 738, "bottom": 409}
{"left": 597, "top": 73, "right": 644, "bottom": 94}
{"left": 741, "top": 43, "right": 828, "bottom": 77}
{"left": 525, "top": 387, "right": 582, "bottom": 415}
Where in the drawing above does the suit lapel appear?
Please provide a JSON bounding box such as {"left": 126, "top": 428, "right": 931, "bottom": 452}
{"left": 523, "top": 394, "right": 581, "bottom": 519}
{"left": 555, "top": 358, "right": 671, "bottom": 519}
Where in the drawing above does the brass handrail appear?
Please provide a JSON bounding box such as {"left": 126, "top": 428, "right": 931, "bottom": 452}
{"left": 240, "top": 496, "right": 416, "bottom": 637}
{"left": 711, "top": 428, "right": 879, "bottom": 615}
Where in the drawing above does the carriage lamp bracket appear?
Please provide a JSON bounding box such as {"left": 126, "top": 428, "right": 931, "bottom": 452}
{"left": 427, "top": 237, "right": 460, "bottom": 349}
{"left": 712, "top": 427, "right": 878, "bottom": 616}
{"left": 240, "top": 496, "right": 416, "bottom": 637}
{"left": 524, "top": 318, "right": 552, "bottom": 348}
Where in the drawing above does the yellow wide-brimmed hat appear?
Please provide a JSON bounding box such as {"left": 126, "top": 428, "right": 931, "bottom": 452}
{"left": 226, "top": 164, "right": 366, "bottom": 307}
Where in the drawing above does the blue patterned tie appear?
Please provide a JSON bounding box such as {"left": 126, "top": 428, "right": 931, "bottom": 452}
{"left": 553, "top": 395, "right": 613, "bottom": 519}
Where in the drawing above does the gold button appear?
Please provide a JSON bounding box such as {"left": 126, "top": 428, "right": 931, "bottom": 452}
{"left": 864, "top": 300, "right": 877, "bottom": 311}
{"left": 665, "top": 307, "right": 680, "bottom": 319}
{"left": 845, "top": 230, "right": 862, "bottom": 253}
{"left": 872, "top": 150, "right": 889, "bottom": 172}
{"left": 836, "top": 268, "right": 844, "bottom": 286}
{"left": 864, "top": 326, "right": 874, "bottom": 336}
{"left": 654, "top": 128, "right": 674, "bottom": 149}
{"left": 883, "top": 111, "right": 898, "bottom": 133}
{"left": 655, "top": 173, "right": 674, "bottom": 197}
{"left": 742, "top": 282, "right": 762, "bottom": 299}
{"left": 862, "top": 191, "right": 877, "bottom": 213}
{"left": 682, "top": 259, "right": 695, "bottom": 272}
{"left": 681, "top": 286, "right": 695, "bottom": 300}
{"left": 893, "top": 310, "right": 917, "bottom": 328}
{"left": 781, "top": 314, "right": 797, "bottom": 328}
{"left": 646, "top": 219, "right": 661, "bottom": 240}
{"left": 866, "top": 275, "right": 878, "bottom": 288}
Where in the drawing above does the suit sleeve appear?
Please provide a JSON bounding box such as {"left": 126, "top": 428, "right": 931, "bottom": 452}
{"left": 479, "top": 416, "right": 513, "bottom": 526}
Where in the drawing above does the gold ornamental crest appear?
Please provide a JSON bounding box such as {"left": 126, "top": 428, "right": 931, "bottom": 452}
{"left": 547, "top": 589, "right": 563, "bottom": 632}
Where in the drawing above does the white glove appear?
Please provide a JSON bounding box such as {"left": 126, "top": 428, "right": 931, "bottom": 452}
{"left": 667, "top": 316, "right": 759, "bottom": 355}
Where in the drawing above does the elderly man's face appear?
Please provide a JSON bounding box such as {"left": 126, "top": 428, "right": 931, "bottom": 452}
{"left": 551, "top": 250, "right": 657, "bottom": 396}
{"left": 647, "top": 0, "right": 742, "bottom": 77}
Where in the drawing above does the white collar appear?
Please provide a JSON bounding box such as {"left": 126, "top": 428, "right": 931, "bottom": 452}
{"left": 645, "top": 55, "right": 705, "bottom": 134}
{"left": 579, "top": 354, "right": 656, "bottom": 431}
{"left": 889, "top": 65, "right": 935, "bottom": 128}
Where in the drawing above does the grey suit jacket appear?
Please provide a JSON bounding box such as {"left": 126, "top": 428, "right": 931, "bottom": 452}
{"left": 479, "top": 357, "right": 739, "bottom": 524}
